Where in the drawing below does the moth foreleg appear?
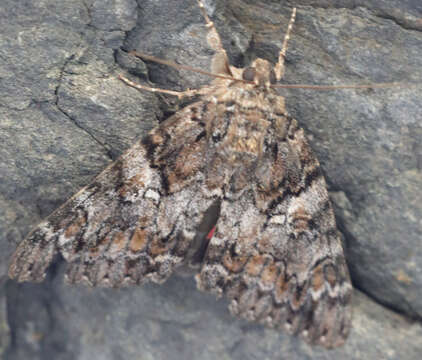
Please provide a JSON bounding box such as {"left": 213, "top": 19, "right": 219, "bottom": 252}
{"left": 118, "top": 74, "right": 205, "bottom": 99}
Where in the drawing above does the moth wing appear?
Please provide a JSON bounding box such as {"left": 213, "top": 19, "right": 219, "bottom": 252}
{"left": 197, "top": 121, "right": 352, "bottom": 348}
{"left": 9, "top": 103, "right": 214, "bottom": 287}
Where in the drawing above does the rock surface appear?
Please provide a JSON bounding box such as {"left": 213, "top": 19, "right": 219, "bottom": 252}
{"left": 1, "top": 0, "right": 421, "bottom": 359}
{"left": 5, "top": 267, "right": 422, "bottom": 360}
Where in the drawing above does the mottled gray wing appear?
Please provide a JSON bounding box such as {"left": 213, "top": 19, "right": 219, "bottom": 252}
{"left": 197, "top": 119, "right": 352, "bottom": 348}
{"left": 9, "top": 102, "right": 215, "bottom": 287}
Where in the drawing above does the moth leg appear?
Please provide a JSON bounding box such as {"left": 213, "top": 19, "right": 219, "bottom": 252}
{"left": 196, "top": 0, "right": 232, "bottom": 76}
{"left": 274, "top": 7, "right": 296, "bottom": 81}
{"left": 118, "top": 75, "right": 206, "bottom": 99}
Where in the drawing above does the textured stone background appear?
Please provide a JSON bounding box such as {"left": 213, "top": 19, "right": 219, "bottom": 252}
{"left": 1, "top": 0, "right": 421, "bottom": 359}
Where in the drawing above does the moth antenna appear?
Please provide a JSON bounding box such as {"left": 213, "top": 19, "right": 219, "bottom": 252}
{"left": 271, "top": 82, "right": 409, "bottom": 90}
{"left": 274, "top": 7, "right": 296, "bottom": 81}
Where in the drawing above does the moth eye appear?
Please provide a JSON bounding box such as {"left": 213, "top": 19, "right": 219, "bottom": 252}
{"left": 242, "top": 67, "right": 256, "bottom": 81}
{"left": 269, "top": 69, "right": 277, "bottom": 84}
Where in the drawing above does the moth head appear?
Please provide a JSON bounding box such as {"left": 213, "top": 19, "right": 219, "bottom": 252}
{"left": 242, "top": 58, "right": 277, "bottom": 88}
{"left": 240, "top": 7, "right": 296, "bottom": 88}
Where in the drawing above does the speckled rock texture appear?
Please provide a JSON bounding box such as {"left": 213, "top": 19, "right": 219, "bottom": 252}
{"left": 1, "top": 0, "right": 421, "bottom": 359}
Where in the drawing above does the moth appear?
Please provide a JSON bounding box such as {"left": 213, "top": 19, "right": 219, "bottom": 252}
{"left": 9, "top": 1, "right": 356, "bottom": 348}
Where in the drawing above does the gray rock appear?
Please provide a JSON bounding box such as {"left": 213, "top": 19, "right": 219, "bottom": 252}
{"left": 1, "top": 0, "right": 421, "bottom": 358}
{"left": 89, "top": 0, "right": 138, "bottom": 31}
{"left": 0, "top": 292, "right": 10, "bottom": 359}
{"left": 5, "top": 270, "right": 422, "bottom": 360}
